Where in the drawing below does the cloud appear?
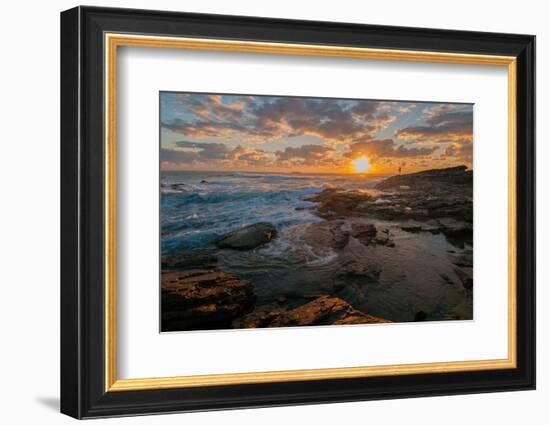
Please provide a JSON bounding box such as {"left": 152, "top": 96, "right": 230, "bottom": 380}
{"left": 443, "top": 139, "right": 473, "bottom": 163}
{"left": 227, "top": 145, "right": 272, "bottom": 165}
{"left": 162, "top": 94, "right": 398, "bottom": 144}
{"left": 421, "top": 103, "right": 470, "bottom": 119}
{"left": 160, "top": 148, "right": 198, "bottom": 163}
{"left": 275, "top": 144, "right": 336, "bottom": 165}
{"left": 161, "top": 141, "right": 272, "bottom": 166}
{"left": 392, "top": 105, "right": 473, "bottom": 166}
{"left": 174, "top": 140, "right": 229, "bottom": 159}
{"left": 161, "top": 141, "right": 340, "bottom": 169}
{"left": 396, "top": 108, "right": 473, "bottom": 141}
{"left": 160, "top": 94, "right": 473, "bottom": 171}
{"left": 171, "top": 93, "right": 247, "bottom": 121}
{"left": 377, "top": 101, "right": 418, "bottom": 114}
{"left": 345, "top": 139, "right": 437, "bottom": 159}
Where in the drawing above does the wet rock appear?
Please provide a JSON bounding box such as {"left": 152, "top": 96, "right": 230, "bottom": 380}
{"left": 169, "top": 183, "right": 188, "bottom": 190}
{"left": 438, "top": 218, "right": 472, "bottom": 236}
{"left": 438, "top": 218, "right": 473, "bottom": 247}
{"left": 276, "top": 295, "right": 287, "bottom": 304}
{"left": 305, "top": 189, "right": 372, "bottom": 218}
{"left": 161, "top": 249, "right": 218, "bottom": 270}
{"left": 414, "top": 311, "right": 428, "bottom": 321}
{"left": 161, "top": 270, "right": 256, "bottom": 331}
{"left": 376, "top": 165, "right": 472, "bottom": 191}
{"left": 454, "top": 266, "right": 473, "bottom": 291}
{"left": 439, "top": 273, "right": 455, "bottom": 285}
{"left": 369, "top": 166, "right": 473, "bottom": 224}
{"left": 350, "top": 223, "right": 377, "bottom": 245}
{"left": 426, "top": 227, "right": 441, "bottom": 235}
{"left": 303, "top": 221, "right": 392, "bottom": 251}
{"left": 399, "top": 222, "right": 441, "bottom": 235}
{"left": 215, "top": 222, "right": 278, "bottom": 250}
{"left": 349, "top": 223, "right": 395, "bottom": 247}
{"left": 337, "top": 259, "right": 380, "bottom": 279}
{"left": 452, "top": 251, "right": 473, "bottom": 268}
{"left": 373, "top": 229, "right": 395, "bottom": 247}
{"left": 303, "top": 221, "right": 349, "bottom": 250}
{"left": 334, "top": 238, "right": 382, "bottom": 280}
{"left": 332, "top": 282, "right": 346, "bottom": 292}
{"left": 231, "top": 304, "right": 287, "bottom": 328}
{"left": 306, "top": 167, "right": 472, "bottom": 227}
{"left": 233, "top": 295, "right": 390, "bottom": 328}
{"left": 440, "top": 313, "right": 468, "bottom": 321}
{"left": 295, "top": 205, "right": 315, "bottom": 211}
{"left": 401, "top": 225, "right": 422, "bottom": 233}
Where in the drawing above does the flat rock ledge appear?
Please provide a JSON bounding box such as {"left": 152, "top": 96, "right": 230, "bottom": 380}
{"left": 303, "top": 220, "right": 394, "bottom": 252}
{"left": 376, "top": 165, "right": 472, "bottom": 190}
{"left": 232, "top": 295, "right": 390, "bottom": 328}
{"left": 161, "top": 270, "right": 256, "bottom": 331}
{"left": 215, "top": 222, "right": 278, "bottom": 251}
{"left": 303, "top": 166, "right": 473, "bottom": 248}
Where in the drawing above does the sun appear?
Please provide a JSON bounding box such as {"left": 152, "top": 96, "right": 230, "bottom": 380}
{"left": 352, "top": 156, "right": 371, "bottom": 173}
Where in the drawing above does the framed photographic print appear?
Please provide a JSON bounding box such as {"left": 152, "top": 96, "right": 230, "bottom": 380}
{"left": 60, "top": 6, "right": 535, "bottom": 419}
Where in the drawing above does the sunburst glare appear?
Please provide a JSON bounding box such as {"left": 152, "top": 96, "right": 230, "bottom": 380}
{"left": 352, "top": 156, "right": 371, "bottom": 173}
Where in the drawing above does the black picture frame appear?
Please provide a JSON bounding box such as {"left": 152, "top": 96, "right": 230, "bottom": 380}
{"left": 61, "top": 5, "right": 535, "bottom": 419}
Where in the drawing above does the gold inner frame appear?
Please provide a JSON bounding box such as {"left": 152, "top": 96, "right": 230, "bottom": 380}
{"left": 104, "top": 33, "right": 517, "bottom": 392}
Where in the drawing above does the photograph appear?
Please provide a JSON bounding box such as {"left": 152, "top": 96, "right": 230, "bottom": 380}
{"left": 159, "top": 92, "right": 474, "bottom": 331}
{"left": 57, "top": 4, "right": 536, "bottom": 419}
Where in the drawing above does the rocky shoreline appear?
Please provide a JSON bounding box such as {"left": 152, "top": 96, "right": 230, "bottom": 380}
{"left": 305, "top": 165, "right": 472, "bottom": 246}
{"left": 161, "top": 165, "right": 473, "bottom": 331}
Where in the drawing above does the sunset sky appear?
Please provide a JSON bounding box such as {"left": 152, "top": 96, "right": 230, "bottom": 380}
{"left": 160, "top": 92, "right": 473, "bottom": 174}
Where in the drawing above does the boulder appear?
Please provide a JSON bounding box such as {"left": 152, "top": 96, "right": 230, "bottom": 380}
{"left": 301, "top": 218, "right": 390, "bottom": 253}
{"left": 231, "top": 304, "right": 287, "bottom": 329}
{"left": 305, "top": 189, "right": 371, "bottom": 218}
{"left": 336, "top": 258, "right": 381, "bottom": 279}
{"left": 233, "top": 295, "right": 390, "bottom": 328}
{"left": 215, "top": 222, "right": 277, "bottom": 250}
{"left": 303, "top": 221, "right": 350, "bottom": 251}
{"left": 350, "top": 223, "right": 378, "bottom": 245}
{"left": 438, "top": 218, "right": 473, "bottom": 247}
{"left": 161, "top": 270, "right": 256, "bottom": 331}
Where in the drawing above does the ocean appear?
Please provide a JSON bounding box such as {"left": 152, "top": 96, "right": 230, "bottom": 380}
{"left": 160, "top": 170, "right": 472, "bottom": 323}
{"left": 160, "top": 171, "right": 383, "bottom": 254}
